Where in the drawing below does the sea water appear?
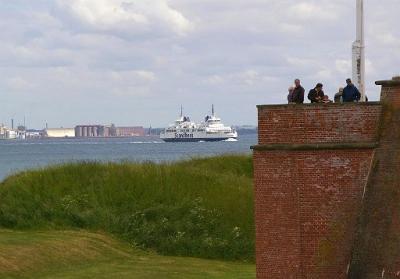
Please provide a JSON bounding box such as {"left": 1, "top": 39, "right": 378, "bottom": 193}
{"left": 0, "top": 134, "right": 257, "bottom": 181}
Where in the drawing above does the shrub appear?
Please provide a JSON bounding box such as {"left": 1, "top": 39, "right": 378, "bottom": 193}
{"left": 0, "top": 155, "right": 254, "bottom": 262}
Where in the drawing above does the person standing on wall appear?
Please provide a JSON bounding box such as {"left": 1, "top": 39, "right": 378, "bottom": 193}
{"left": 287, "top": 86, "right": 295, "bottom": 104}
{"left": 342, "top": 78, "right": 361, "bottom": 102}
{"left": 334, "top": 87, "right": 344, "bottom": 103}
{"left": 308, "top": 83, "right": 325, "bottom": 103}
{"left": 292, "top": 79, "right": 305, "bottom": 104}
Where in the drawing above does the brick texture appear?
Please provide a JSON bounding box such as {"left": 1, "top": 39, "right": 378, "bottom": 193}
{"left": 348, "top": 78, "right": 400, "bottom": 279}
{"left": 258, "top": 103, "right": 382, "bottom": 145}
{"left": 252, "top": 80, "right": 400, "bottom": 278}
{"left": 254, "top": 149, "right": 374, "bottom": 278}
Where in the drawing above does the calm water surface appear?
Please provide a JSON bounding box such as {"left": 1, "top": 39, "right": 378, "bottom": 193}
{"left": 0, "top": 134, "right": 257, "bottom": 181}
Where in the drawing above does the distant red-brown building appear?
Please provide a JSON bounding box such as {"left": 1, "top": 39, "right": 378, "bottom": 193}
{"left": 116, "top": 126, "right": 145, "bottom": 137}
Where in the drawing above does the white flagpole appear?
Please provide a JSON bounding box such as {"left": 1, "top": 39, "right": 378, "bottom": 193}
{"left": 352, "top": 0, "right": 366, "bottom": 102}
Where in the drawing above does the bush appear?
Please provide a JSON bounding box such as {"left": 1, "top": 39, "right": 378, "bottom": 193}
{"left": 0, "top": 155, "right": 254, "bottom": 262}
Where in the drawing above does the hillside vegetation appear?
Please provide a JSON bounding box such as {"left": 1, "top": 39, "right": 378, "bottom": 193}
{"left": 0, "top": 230, "right": 255, "bottom": 279}
{"left": 0, "top": 155, "right": 254, "bottom": 262}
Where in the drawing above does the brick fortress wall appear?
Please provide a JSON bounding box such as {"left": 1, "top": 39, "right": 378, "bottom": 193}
{"left": 252, "top": 77, "right": 400, "bottom": 278}
{"left": 349, "top": 77, "right": 400, "bottom": 279}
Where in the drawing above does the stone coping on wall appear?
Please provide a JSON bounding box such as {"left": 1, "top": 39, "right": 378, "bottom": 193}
{"left": 257, "top": 101, "right": 381, "bottom": 110}
{"left": 376, "top": 76, "right": 400, "bottom": 86}
{"left": 251, "top": 142, "right": 379, "bottom": 151}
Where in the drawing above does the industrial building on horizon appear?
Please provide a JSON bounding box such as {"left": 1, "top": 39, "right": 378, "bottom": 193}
{"left": 44, "top": 128, "right": 75, "bottom": 138}
{"left": 0, "top": 124, "right": 26, "bottom": 140}
{"left": 116, "top": 126, "right": 145, "bottom": 137}
{"left": 43, "top": 125, "right": 146, "bottom": 138}
{"left": 74, "top": 125, "right": 145, "bottom": 138}
{"left": 0, "top": 120, "right": 147, "bottom": 140}
{"left": 74, "top": 125, "right": 113, "bottom": 138}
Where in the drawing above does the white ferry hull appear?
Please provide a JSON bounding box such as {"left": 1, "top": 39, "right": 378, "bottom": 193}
{"left": 161, "top": 136, "right": 237, "bottom": 142}
{"left": 160, "top": 131, "right": 238, "bottom": 142}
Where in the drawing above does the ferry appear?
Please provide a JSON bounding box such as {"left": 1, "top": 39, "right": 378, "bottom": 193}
{"left": 160, "top": 105, "right": 238, "bottom": 142}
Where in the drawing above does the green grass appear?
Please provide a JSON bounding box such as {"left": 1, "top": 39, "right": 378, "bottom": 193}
{"left": 0, "top": 155, "right": 254, "bottom": 262}
{"left": 0, "top": 230, "right": 255, "bottom": 279}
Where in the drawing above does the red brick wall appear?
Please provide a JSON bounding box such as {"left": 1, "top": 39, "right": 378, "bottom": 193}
{"left": 253, "top": 102, "right": 383, "bottom": 279}
{"left": 346, "top": 78, "right": 400, "bottom": 278}
{"left": 380, "top": 78, "right": 400, "bottom": 278}
{"left": 254, "top": 149, "right": 374, "bottom": 279}
{"left": 258, "top": 103, "right": 382, "bottom": 145}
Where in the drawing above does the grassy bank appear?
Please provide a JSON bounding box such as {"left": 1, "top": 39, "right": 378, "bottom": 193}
{"left": 0, "top": 155, "right": 254, "bottom": 262}
{"left": 0, "top": 230, "right": 255, "bottom": 279}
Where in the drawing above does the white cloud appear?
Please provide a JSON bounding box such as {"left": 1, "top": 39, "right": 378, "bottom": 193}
{"left": 58, "top": 0, "right": 193, "bottom": 35}
{"left": 0, "top": 0, "right": 399, "bottom": 127}
{"left": 335, "top": 59, "right": 351, "bottom": 75}
{"left": 204, "top": 75, "right": 225, "bottom": 85}
{"left": 288, "top": 2, "right": 340, "bottom": 21}
{"left": 203, "top": 70, "right": 276, "bottom": 87}
{"left": 6, "top": 77, "right": 36, "bottom": 91}
{"left": 110, "top": 70, "right": 156, "bottom": 83}
{"left": 279, "top": 23, "right": 303, "bottom": 34}
{"left": 286, "top": 57, "right": 317, "bottom": 68}
{"left": 315, "top": 69, "right": 332, "bottom": 80}
{"left": 237, "top": 70, "right": 275, "bottom": 86}
{"left": 63, "top": 0, "right": 147, "bottom": 26}
{"left": 377, "top": 32, "right": 400, "bottom": 47}
{"left": 365, "top": 59, "right": 376, "bottom": 76}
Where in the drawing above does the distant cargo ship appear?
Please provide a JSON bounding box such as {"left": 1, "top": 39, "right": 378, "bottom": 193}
{"left": 160, "top": 105, "right": 238, "bottom": 142}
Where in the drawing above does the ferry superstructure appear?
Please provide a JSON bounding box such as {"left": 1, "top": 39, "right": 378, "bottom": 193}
{"left": 160, "top": 106, "right": 238, "bottom": 142}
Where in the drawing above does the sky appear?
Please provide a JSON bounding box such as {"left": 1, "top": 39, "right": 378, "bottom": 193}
{"left": 0, "top": 0, "right": 399, "bottom": 128}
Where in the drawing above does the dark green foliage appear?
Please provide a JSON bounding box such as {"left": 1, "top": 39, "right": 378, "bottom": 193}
{"left": 0, "top": 155, "right": 254, "bottom": 261}
{"left": 119, "top": 198, "right": 253, "bottom": 260}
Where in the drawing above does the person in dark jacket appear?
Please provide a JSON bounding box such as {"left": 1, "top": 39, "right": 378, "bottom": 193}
{"left": 292, "top": 79, "right": 305, "bottom": 104}
{"left": 308, "top": 83, "right": 325, "bottom": 103}
{"left": 342, "top": 78, "right": 361, "bottom": 102}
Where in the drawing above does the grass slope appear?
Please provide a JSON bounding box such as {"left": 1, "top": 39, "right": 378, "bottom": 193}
{"left": 0, "top": 230, "right": 255, "bottom": 279}
{"left": 0, "top": 155, "right": 254, "bottom": 261}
